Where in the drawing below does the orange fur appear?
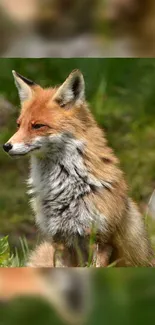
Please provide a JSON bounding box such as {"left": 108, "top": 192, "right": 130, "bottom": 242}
{"left": 0, "top": 268, "right": 46, "bottom": 300}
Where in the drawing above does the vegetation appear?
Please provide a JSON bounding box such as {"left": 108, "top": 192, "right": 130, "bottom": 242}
{"left": 0, "top": 236, "right": 28, "bottom": 267}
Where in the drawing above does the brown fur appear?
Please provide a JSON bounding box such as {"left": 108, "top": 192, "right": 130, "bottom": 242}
{"left": 67, "top": 104, "right": 153, "bottom": 266}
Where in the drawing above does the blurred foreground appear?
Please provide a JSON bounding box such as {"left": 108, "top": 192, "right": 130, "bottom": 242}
{"left": 0, "top": 0, "right": 155, "bottom": 57}
{"left": 0, "top": 268, "right": 90, "bottom": 325}
{"left": 1, "top": 268, "right": 155, "bottom": 325}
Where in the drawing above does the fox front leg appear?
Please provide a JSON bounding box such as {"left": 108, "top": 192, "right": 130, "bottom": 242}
{"left": 84, "top": 227, "right": 113, "bottom": 267}
{"left": 27, "top": 242, "right": 55, "bottom": 267}
{"left": 28, "top": 242, "right": 76, "bottom": 268}
{"left": 53, "top": 244, "right": 76, "bottom": 267}
{"left": 93, "top": 244, "right": 113, "bottom": 267}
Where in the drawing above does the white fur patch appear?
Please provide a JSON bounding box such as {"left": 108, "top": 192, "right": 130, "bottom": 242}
{"left": 8, "top": 136, "right": 45, "bottom": 156}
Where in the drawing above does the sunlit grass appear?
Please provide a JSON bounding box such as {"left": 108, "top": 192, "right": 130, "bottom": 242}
{"left": 0, "top": 236, "right": 29, "bottom": 267}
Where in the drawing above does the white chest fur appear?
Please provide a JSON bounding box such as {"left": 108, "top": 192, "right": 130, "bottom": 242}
{"left": 28, "top": 134, "right": 105, "bottom": 246}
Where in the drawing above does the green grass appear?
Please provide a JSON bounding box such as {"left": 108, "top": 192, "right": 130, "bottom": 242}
{"left": 0, "top": 236, "right": 29, "bottom": 267}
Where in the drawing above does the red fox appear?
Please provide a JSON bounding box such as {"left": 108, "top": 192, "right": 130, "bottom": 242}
{"left": 3, "top": 69, "right": 153, "bottom": 267}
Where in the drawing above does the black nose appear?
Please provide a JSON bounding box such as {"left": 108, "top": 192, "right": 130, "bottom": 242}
{"left": 3, "top": 143, "right": 13, "bottom": 152}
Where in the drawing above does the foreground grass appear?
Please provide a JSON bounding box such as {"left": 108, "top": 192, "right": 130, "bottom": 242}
{"left": 0, "top": 236, "right": 29, "bottom": 267}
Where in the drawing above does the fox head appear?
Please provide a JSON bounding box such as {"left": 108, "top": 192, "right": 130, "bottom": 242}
{"left": 3, "top": 69, "right": 90, "bottom": 157}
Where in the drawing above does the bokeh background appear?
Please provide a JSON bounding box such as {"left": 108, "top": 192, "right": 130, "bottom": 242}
{"left": 1, "top": 268, "right": 155, "bottom": 325}
{"left": 0, "top": 0, "right": 155, "bottom": 57}
{"left": 0, "top": 58, "right": 155, "bottom": 255}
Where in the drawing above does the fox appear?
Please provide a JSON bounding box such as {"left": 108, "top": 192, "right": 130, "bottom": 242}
{"left": 3, "top": 69, "right": 154, "bottom": 267}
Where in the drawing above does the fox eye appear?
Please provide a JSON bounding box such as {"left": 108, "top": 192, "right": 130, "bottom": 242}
{"left": 32, "top": 124, "right": 46, "bottom": 129}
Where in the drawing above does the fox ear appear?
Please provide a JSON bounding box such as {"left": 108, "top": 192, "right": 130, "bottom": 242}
{"left": 53, "top": 70, "right": 85, "bottom": 107}
{"left": 12, "top": 71, "right": 36, "bottom": 103}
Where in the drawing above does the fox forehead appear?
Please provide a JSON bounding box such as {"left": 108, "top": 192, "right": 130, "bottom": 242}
{"left": 17, "top": 86, "right": 83, "bottom": 132}
{"left": 19, "top": 87, "right": 58, "bottom": 121}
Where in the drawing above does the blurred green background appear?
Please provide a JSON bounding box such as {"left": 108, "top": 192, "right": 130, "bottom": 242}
{"left": 0, "top": 58, "right": 155, "bottom": 251}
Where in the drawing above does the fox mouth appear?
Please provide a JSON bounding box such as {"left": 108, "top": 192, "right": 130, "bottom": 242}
{"left": 9, "top": 145, "right": 41, "bottom": 157}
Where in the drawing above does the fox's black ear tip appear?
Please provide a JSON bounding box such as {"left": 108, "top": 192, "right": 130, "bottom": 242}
{"left": 12, "top": 70, "right": 20, "bottom": 79}
{"left": 71, "top": 69, "right": 82, "bottom": 76}
{"left": 12, "top": 71, "right": 22, "bottom": 79}
{"left": 12, "top": 71, "right": 36, "bottom": 86}
{"left": 12, "top": 70, "right": 16, "bottom": 76}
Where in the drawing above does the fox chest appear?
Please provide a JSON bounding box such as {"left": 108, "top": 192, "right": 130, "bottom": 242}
{"left": 29, "top": 158, "right": 103, "bottom": 245}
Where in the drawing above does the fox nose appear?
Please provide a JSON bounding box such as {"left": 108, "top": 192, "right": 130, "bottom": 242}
{"left": 3, "top": 143, "right": 13, "bottom": 153}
